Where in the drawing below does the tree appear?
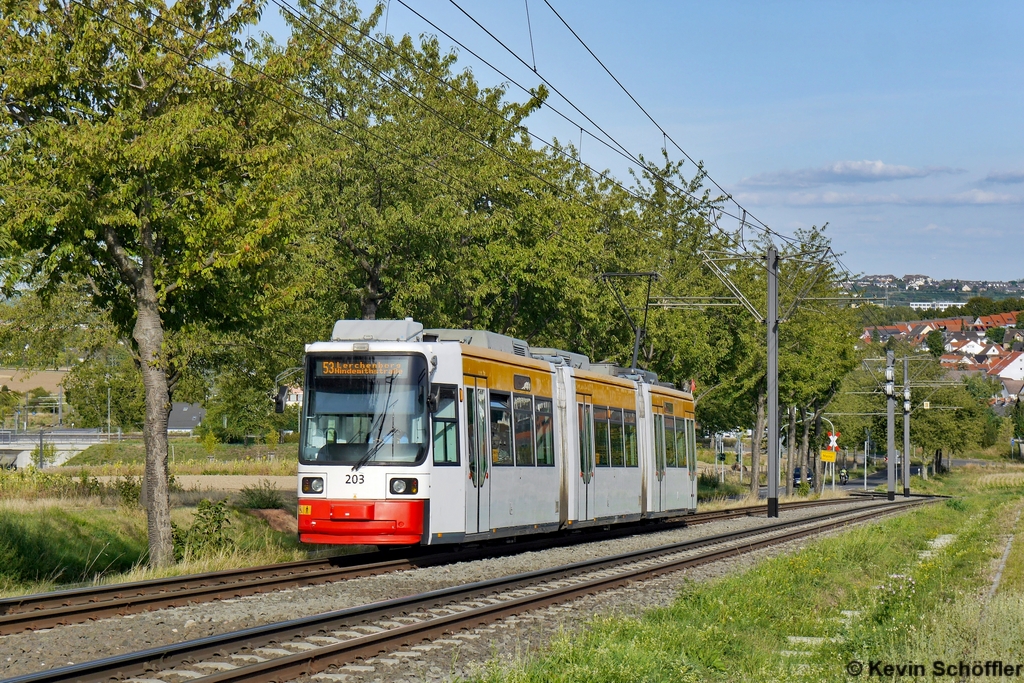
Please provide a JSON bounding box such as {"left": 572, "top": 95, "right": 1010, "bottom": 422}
{"left": 63, "top": 349, "right": 146, "bottom": 431}
{"left": 926, "top": 329, "right": 945, "bottom": 357}
{"left": 1011, "top": 399, "right": 1024, "bottom": 440}
{"left": 1, "top": 0, "right": 300, "bottom": 565}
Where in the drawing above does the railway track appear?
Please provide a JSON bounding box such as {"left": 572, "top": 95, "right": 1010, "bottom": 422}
{"left": 3, "top": 497, "right": 933, "bottom": 683}
{"left": 0, "top": 494, "right": 894, "bottom": 635}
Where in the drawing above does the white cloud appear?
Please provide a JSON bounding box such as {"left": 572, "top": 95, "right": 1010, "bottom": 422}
{"left": 985, "top": 170, "right": 1024, "bottom": 184}
{"left": 739, "top": 160, "right": 963, "bottom": 188}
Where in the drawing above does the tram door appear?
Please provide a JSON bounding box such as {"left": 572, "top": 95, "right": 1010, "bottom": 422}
{"left": 464, "top": 376, "right": 490, "bottom": 534}
{"left": 576, "top": 394, "right": 595, "bottom": 520}
{"left": 653, "top": 413, "right": 667, "bottom": 512}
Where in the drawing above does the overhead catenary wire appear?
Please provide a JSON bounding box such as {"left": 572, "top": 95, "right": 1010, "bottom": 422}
{"left": 398, "top": 0, "right": 760, "bottom": 235}
{"left": 277, "top": 0, "right": 729, "bottom": 240}
{"left": 537, "top": 0, "right": 798, "bottom": 246}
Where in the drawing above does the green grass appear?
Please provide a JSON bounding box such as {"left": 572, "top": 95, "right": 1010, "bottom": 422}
{"left": 477, "top": 469, "right": 1020, "bottom": 683}
{"left": 68, "top": 440, "right": 297, "bottom": 466}
{"left": 0, "top": 500, "right": 309, "bottom": 597}
{"left": 0, "top": 504, "right": 148, "bottom": 594}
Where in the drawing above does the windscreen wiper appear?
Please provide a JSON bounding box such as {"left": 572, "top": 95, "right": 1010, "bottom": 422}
{"left": 351, "top": 427, "right": 398, "bottom": 471}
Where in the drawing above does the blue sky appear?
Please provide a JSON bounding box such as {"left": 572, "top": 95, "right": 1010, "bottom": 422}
{"left": 260, "top": 2, "right": 1024, "bottom": 281}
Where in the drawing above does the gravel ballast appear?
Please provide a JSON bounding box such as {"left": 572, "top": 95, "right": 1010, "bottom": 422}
{"left": 0, "top": 500, "right": 888, "bottom": 679}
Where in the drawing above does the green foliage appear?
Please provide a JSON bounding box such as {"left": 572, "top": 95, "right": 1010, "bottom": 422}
{"left": 1011, "top": 399, "right": 1024, "bottom": 440}
{"left": 0, "top": 467, "right": 100, "bottom": 499}
{"left": 796, "top": 481, "right": 811, "bottom": 496}
{"left": 963, "top": 373, "right": 1001, "bottom": 401}
{"left": 201, "top": 431, "right": 219, "bottom": 456}
{"left": 986, "top": 326, "right": 1007, "bottom": 344}
{"left": 114, "top": 475, "right": 142, "bottom": 508}
{"left": 62, "top": 349, "right": 145, "bottom": 431}
{"left": 172, "top": 499, "right": 232, "bottom": 561}
{"left": 238, "top": 479, "right": 285, "bottom": 509}
{"left": 926, "top": 329, "right": 945, "bottom": 357}
{"left": 28, "top": 443, "right": 57, "bottom": 467}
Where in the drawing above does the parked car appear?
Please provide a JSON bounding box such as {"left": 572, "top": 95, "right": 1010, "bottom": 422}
{"left": 793, "top": 467, "right": 814, "bottom": 488}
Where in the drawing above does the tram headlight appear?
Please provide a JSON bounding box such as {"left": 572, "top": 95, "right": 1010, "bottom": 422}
{"left": 302, "top": 477, "right": 325, "bottom": 494}
{"left": 390, "top": 478, "right": 418, "bottom": 495}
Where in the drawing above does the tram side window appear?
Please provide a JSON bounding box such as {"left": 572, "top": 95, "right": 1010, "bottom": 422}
{"left": 654, "top": 414, "right": 665, "bottom": 472}
{"left": 490, "top": 392, "right": 514, "bottom": 466}
{"left": 665, "top": 416, "right": 678, "bottom": 467}
{"left": 675, "top": 419, "right": 687, "bottom": 471}
{"left": 624, "top": 410, "right": 638, "bottom": 467}
{"left": 513, "top": 394, "right": 535, "bottom": 466}
{"left": 609, "top": 408, "right": 624, "bottom": 467}
{"left": 432, "top": 386, "right": 459, "bottom": 465}
{"left": 593, "top": 407, "right": 610, "bottom": 467}
{"left": 535, "top": 398, "right": 555, "bottom": 466}
{"left": 687, "top": 419, "right": 697, "bottom": 472}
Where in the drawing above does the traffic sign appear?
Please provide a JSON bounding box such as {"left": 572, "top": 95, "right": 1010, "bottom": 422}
{"left": 820, "top": 449, "right": 836, "bottom": 463}
{"left": 827, "top": 431, "right": 840, "bottom": 450}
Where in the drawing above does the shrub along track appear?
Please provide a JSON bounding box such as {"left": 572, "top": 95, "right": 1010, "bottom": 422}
{"left": 0, "top": 495, "right": 890, "bottom": 635}
{"left": 2, "top": 497, "right": 933, "bottom": 683}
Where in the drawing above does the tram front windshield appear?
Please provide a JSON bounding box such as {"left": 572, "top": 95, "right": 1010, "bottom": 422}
{"left": 301, "top": 355, "right": 428, "bottom": 466}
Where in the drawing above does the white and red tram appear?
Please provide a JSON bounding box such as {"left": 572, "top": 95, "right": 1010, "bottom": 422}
{"left": 295, "top": 319, "right": 697, "bottom": 545}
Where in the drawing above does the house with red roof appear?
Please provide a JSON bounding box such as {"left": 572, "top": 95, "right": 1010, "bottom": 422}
{"left": 987, "top": 351, "right": 1024, "bottom": 382}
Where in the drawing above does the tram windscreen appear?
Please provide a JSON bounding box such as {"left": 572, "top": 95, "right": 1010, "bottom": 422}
{"left": 300, "top": 355, "right": 428, "bottom": 467}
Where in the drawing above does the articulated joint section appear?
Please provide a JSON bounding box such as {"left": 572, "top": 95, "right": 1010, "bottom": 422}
{"left": 298, "top": 499, "right": 425, "bottom": 544}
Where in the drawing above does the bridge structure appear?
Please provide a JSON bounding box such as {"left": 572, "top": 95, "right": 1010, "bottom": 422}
{"left": 0, "top": 429, "right": 123, "bottom": 469}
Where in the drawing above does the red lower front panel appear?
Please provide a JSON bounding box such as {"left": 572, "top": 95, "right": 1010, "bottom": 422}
{"left": 298, "top": 498, "right": 425, "bottom": 545}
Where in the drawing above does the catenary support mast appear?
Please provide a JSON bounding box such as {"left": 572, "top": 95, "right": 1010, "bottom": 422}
{"left": 886, "top": 350, "right": 896, "bottom": 501}
{"left": 766, "top": 246, "right": 780, "bottom": 517}
{"left": 903, "top": 356, "right": 911, "bottom": 497}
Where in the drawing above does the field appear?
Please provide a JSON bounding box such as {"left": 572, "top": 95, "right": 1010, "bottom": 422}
{"left": 476, "top": 465, "right": 1024, "bottom": 682}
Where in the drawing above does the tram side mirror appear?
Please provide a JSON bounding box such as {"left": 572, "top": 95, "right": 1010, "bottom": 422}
{"left": 274, "top": 385, "right": 287, "bottom": 414}
{"left": 427, "top": 386, "right": 441, "bottom": 414}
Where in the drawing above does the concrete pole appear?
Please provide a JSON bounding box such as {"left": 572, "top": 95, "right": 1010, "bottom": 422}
{"left": 767, "top": 246, "right": 780, "bottom": 517}
{"left": 903, "top": 357, "right": 911, "bottom": 497}
{"left": 886, "top": 349, "right": 896, "bottom": 501}
{"left": 38, "top": 429, "right": 44, "bottom": 469}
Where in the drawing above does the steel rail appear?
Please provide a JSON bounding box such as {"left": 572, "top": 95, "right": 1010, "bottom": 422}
{"left": 0, "top": 495, "right": 896, "bottom": 634}
{"left": 2, "top": 499, "right": 931, "bottom": 683}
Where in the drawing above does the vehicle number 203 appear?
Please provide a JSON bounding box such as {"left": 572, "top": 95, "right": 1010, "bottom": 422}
{"left": 345, "top": 474, "right": 365, "bottom": 484}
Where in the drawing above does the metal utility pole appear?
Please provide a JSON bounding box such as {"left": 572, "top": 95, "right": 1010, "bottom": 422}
{"left": 38, "top": 429, "right": 44, "bottom": 469}
{"left": 107, "top": 385, "right": 111, "bottom": 439}
{"left": 766, "top": 246, "right": 780, "bottom": 517}
{"left": 903, "top": 357, "right": 911, "bottom": 498}
{"left": 885, "top": 350, "right": 896, "bottom": 501}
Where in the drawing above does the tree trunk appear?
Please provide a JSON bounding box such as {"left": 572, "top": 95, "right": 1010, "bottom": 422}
{"left": 361, "top": 270, "right": 382, "bottom": 320}
{"left": 749, "top": 390, "right": 766, "bottom": 495}
{"left": 812, "top": 410, "right": 824, "bottom": 494}
{"left": 134, "top": 278, "right": 174, "bottom": 567}
{"left": 785, "top": 405, "right": 796, "bottom": 496}
{"left": 798, "top": 407, "right": 810, "bottom": 485}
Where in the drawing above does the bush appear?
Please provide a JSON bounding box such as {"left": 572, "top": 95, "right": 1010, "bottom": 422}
{"left": 172, "top": 499, "right": 232, "bottom": 561}
{"left": 797, "top": 481, "right": 811, "bottom": 496}
{"left": 114, "top": 474, "right": 141, "bottom": 508}
{"left": 238, "top": 479, "right": 284, "bottom": 509}
{"left": 946, "top": 497, "right": 967, "bottom": 512}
